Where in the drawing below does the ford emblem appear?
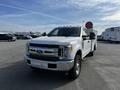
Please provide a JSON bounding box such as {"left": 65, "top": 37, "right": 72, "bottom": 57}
{"left": 36, "top": 50, "right": 43, "bottom": 54}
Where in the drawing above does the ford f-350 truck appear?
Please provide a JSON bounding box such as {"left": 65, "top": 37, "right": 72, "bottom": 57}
{"left": 25, "top": 26, "right": 97, "bottom": 79}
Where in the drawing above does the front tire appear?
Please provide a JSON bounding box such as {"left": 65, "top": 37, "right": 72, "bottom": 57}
{"left": 69, "top": 54, "right": 81, "bottom": 79}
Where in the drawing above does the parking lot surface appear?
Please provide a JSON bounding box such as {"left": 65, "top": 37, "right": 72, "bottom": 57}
{"left": 0, "top": 40, "right": 120, "bottom": 90}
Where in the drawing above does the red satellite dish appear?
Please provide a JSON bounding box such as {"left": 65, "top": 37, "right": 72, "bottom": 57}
{"left": 85, "top": 21, "right": 93, "bottom": 29}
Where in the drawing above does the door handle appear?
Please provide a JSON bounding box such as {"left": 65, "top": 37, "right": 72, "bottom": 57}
{"left": 88, "top": 41, "right": 90, "bottom": 43}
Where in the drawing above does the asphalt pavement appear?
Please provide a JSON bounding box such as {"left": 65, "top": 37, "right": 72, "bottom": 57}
{"left": 0, "top": 40, "right": 120, "bottom": 90}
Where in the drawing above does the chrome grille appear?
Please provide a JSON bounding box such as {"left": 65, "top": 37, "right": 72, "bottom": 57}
{"left": 28, "top": 43, "right": 64, "bottom": 60}
{"left": 29, "top": 47, "right": 58, "bottom": 57}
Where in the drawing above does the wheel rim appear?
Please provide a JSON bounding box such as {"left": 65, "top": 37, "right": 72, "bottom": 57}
{"left": 75, "top": 60, "right": 80, "bottom": 75}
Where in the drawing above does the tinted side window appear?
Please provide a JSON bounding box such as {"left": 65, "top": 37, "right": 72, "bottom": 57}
{"left": 58, "top": 28, "right": 80, "bottom": 37}
{"left": 48, "top": 29, "right": 59, "bottom": 36}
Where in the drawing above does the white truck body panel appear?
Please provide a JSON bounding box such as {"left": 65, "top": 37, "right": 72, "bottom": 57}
{"left": 102, "top": 27, "right": 120, "bottom": 42}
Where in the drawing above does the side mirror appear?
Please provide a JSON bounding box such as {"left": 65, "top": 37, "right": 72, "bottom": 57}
{"left": 42, "top": 32, "right": 47, "bottom": 36}
{"left": 82, "top": 35, "right": 89, "bottom": 40}
{"left": 90, "top": 32, "right": 95, "bottom": 39}
{"left": 82, "top": 36, "right": 87, "bottom": 40}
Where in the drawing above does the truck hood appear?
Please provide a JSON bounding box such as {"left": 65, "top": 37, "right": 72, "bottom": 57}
{"left": 30, "top": 36, "right": 79, "bottom": 45}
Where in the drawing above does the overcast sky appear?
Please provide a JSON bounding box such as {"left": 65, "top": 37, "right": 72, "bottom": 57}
{"left": 0, "top": 0, "right": 120, "bottom": 34}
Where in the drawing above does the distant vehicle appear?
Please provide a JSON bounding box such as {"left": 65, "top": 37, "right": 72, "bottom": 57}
{"left": 30, "top": 34, "right": 39, "bottom": 38}
{"left": 15, "top": 34, "right": 32, "bottom": 39}
{"left": 97, "top": 35, "right": 103, "bottom": 41}
{"left": 25, "top": 22, "right": 97, "bottom": 79}
{"left": 25, "top": 35, "right": 33, "bottom": 39}
{"left": 14, "top": 32, "right": 41, "bottom": 39}
{"left": 42, "top": 32, "right": 47, "bottom": 36}
{"left": 0, "top": 33, "right": 16, "bottom": 41}
{"left": 101, "top": 27, "right": 120, "bottom": 42}
{"left": 30, "top": 33, "right": 41, "bottom": 38}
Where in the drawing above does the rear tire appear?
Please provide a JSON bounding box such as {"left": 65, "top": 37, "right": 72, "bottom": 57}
{"left": 69, "top": 54, "right": 81, "bottom": 80}
{"left": 89, "top": 45, "right": 96, "bottom": 56}
{"left": 89, "top": 51, "right": 94, "bottom": 56}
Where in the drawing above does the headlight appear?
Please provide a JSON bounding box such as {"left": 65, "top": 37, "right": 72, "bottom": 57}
{"left": 26, "top": 42, "right": 29, "bottom": 55}
{"left": 59, "top": 44, "right": 72, "bottom": 59}
{"left": 65, "top": 44, "right": 73, "bottom": 52}
{"left": 64, "top": 44, "right": 72, "bottom": 57}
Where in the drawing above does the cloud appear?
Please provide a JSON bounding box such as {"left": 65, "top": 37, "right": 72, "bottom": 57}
{"left": 0, "top": 13, "right": 32, "bottom": 17}
{"left": 0, "top": 20, "right": 81, "bottom": 33}
{"left": 67, "top": 0, "right": 120, "bottom": 7}
{"left": 101, "top": 11, "right": 120, "bottom": 21}
{"left": 0, "top": 0, "right": 120, "bottom": 34}
{"left": 0, "top": 21, "right": 51, "bottom": 33}
{"left": 66, "top": 0, "right": 120, "bottom": 23}
{"left": 0, "top": 3, "right": 72, "bottom": 23}
{"left": 0, "top": 3, "right": 27, "bottom": 11}
{"left": 66, "top": 0, "right": 120, "bottom": 14}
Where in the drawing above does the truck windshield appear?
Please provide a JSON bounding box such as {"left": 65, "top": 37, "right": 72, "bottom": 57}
{"left": 48, "top": 27, "right": 81, "bottom": 37}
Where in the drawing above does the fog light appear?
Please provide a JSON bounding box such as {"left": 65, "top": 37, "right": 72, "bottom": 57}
{"left": 48, "top": 63, "right": 57, "bottom": 68}
{"left": 27, "top": 60, "right": 31, "bottom": 64}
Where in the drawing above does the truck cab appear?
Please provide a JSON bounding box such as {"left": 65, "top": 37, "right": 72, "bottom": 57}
{"left": 25, "top": 26, "right": 97, "bottom": 79}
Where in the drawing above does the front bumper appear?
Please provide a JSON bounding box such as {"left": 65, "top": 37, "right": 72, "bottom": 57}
{"left": 24, "top": 55, "right": 74, "bottom": 71}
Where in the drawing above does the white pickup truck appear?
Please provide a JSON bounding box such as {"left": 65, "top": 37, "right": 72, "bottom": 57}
{"left": 25, "top": 26, "right": 97, "bottom": 79}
